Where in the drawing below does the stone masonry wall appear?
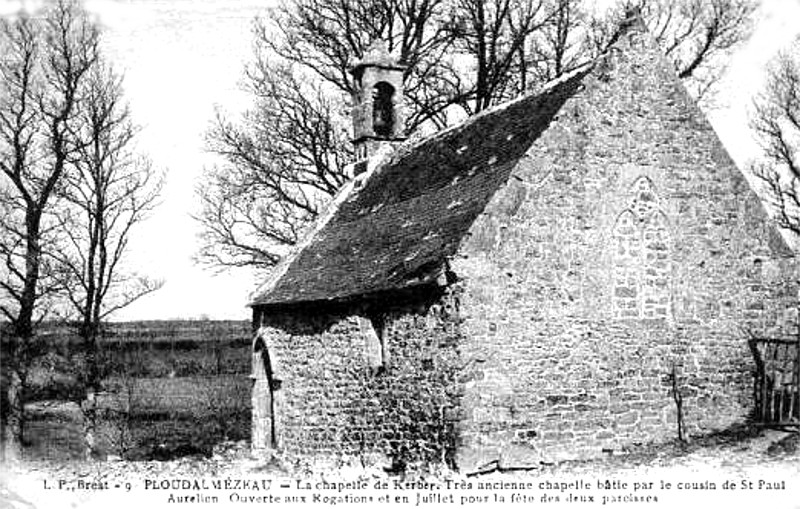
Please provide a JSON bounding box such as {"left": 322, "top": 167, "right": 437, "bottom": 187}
{"left": 254, "top": 289, "right": 462, "bottom": 468}
{"left": 451, "top": 27, "right": 797, "bottom": 471}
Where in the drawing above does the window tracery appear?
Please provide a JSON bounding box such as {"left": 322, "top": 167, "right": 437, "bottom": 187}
{"left": 612, "top": 177, "right": 671, "bottom": 319}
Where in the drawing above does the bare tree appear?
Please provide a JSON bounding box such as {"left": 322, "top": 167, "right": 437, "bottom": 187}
{"left": 197, "top": 63, "right": 351, "bottom": 269}
{"left": 196, "top": 0, "right": 756, "bottom": 272}
{"left": 750, "top": 42, "right": 800, "bottom": 234}
{"left": 525, "top": 0, "right": 588, "bottom": 85}
{"left": 197, "top": 0, "right": 456, "bottom": 270}
{"left": 0, "top": 0, "right": 100, "bottom": 460}
{"left": 196, "top": 0, "right": 549, "bottom": 270}
{"left": 50, "top": 62, "right": 162, "bottom": 458}
{"left": 448, "top": 0, "right": 549, "bottom": 113}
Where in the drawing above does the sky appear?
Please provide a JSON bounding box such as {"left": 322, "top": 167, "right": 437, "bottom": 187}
{"left": 80, "top": 0, "right": 267, "bottom": 321}
{"left": 2, "top": 0, "right": 800, "bottom": 321}
{"left": 707, "top": 0, "right": 800, "bottom": 163}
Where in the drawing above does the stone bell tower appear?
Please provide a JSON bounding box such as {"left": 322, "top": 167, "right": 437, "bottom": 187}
{"left": 350, "top": 41, "right": 406, "bottom": 167}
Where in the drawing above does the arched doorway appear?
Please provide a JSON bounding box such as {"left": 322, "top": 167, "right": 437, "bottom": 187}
{"left": 251, "top": 337, "right": 279, "bottom": 449}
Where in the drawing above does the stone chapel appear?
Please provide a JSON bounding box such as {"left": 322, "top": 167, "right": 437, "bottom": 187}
{"left": 248, "top": 18, "right": 797, "bottom": 472}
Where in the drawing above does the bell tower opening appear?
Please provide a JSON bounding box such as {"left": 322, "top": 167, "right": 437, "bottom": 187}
{"left": 372, "top": 82, "right": 395, "bottom": 137}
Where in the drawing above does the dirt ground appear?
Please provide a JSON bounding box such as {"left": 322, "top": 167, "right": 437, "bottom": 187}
{"left": 2, "top": 426, "right": 799, "bottom": 509}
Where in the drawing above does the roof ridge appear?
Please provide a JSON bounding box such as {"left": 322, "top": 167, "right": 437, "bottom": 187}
{"left": 385, "top": 61, "right": 595, "bottom": 165}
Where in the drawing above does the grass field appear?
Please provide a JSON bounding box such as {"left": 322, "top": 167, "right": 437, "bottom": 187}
{"left": 24, "top": 374, "right": 252, "bottom": 461}
{"left": 5, "top": 320, "right": 253, "bottom": 461}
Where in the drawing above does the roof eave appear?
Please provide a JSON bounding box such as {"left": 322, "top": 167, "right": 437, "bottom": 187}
{"left": 250, "top": 264, "right": 451, "bottom": 310}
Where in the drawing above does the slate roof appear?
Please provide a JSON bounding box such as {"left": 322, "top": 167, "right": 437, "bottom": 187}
{"left": 251, "top": 68, "right": 591, "bottom": 307}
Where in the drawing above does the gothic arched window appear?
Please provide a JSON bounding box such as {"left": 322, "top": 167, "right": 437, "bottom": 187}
{"left": 612, "top": 177, "right": 672, "bottom": 320}
{"left": 372, "top": 82, "right": 395, "bottom": 137}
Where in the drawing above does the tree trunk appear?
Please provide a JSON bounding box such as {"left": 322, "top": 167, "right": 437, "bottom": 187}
{"left": 3, "top": 368, "right": 24, "bottom": 462}
{"left": 81, "top": 330, "right": 103, "bottom": 459}
{"left": 2, "top": 217, "right": 44, "bottom": 461}
{"left": 81, "top": 388, "right": 98, "bottom": 460}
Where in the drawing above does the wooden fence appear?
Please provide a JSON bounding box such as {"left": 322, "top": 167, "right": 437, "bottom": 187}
{"left": 748, "top": 337, "right": 800, "bottom": 427}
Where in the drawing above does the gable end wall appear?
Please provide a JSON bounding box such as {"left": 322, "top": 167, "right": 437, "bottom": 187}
{"left": 451, "top": 28, "right": 798, "bottom": 469}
